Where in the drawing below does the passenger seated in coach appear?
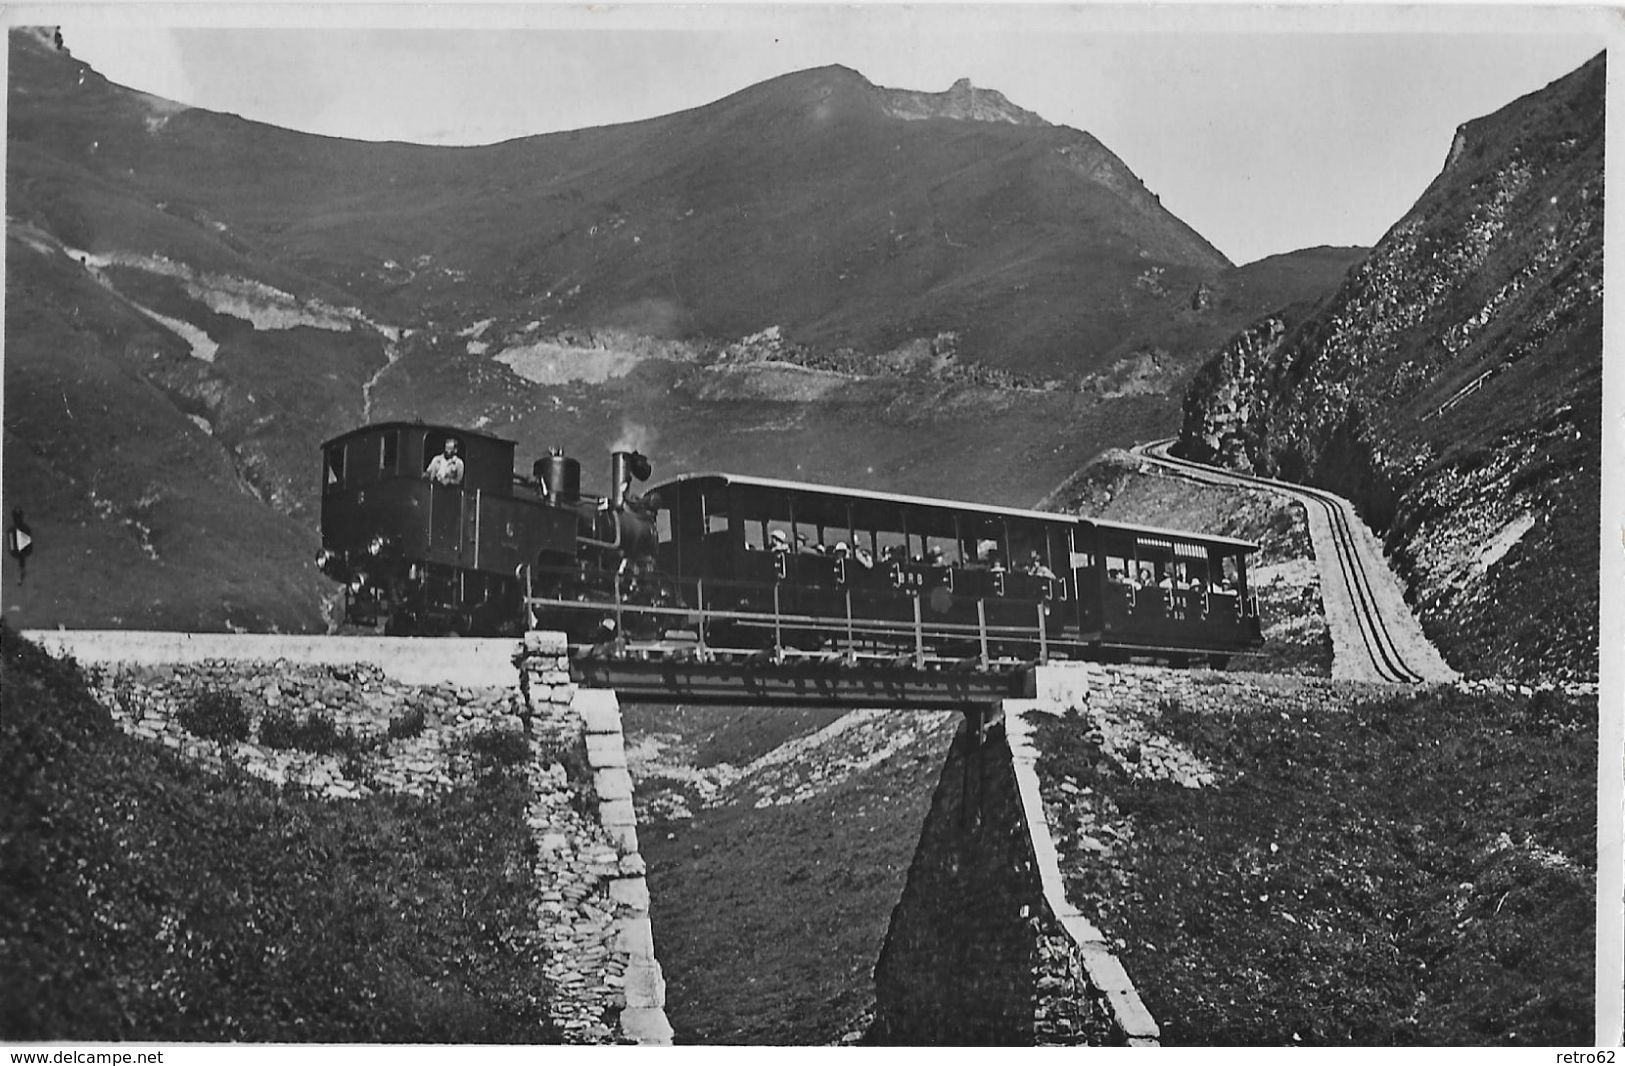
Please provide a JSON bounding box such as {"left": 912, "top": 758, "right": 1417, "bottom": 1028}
{"left": 1138, "top": 566, "right": 1155, "bottom": 589}
{"left": 852, "top": 544, "right": 875, "bottom": 570}
{"left": 1108, "top": 568, "right": 1133, "bottom": 587}
{"left": 769, "top": 529, "right": 791, "bottom": 553}
{"left": 1157, "top": 571, "right": 1176, "bottom": 591}
{"left": 1023, "top": 551, "right": 1056, "bottom": 579}
{"left": 926, "top": 545, "right": 948, "bottom": 567}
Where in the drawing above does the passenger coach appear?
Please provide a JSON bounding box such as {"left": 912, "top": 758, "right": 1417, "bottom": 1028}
{"left": 628, "top": 472, "right": 1263, "bottom": 666}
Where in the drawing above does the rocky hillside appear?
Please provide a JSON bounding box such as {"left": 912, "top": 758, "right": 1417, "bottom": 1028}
{"left": 1176, "top": 54, "right": 1603, "bottom": 682}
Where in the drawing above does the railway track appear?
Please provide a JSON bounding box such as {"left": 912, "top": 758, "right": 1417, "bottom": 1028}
{"left": 1131, "top": 439, "right": 1456, "bottom": 685}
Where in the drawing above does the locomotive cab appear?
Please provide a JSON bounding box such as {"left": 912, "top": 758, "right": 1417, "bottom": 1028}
{"left": 322, "top": 425, "right": 518, "bottom": 498}
{"left": 318, "top": 422, "right": 575, "bottom": 635}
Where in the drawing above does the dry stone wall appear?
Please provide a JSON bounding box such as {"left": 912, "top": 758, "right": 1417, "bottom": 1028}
{"left": 35, "top": 629, "right": 670, "bottom": 1045}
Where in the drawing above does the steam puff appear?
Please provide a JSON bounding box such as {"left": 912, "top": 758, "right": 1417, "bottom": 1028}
{"left": 612, "top": 419, "right": 656, "bottom": 454}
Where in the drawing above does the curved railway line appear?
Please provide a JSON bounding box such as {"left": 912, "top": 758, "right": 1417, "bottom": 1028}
{"left": 1132, "top": 439, "right": 1457, "bottom": 685}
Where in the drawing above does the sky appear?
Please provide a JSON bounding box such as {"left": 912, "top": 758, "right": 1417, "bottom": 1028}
{"left": 38, "top": 5, "right": 1614, "bottom": 265}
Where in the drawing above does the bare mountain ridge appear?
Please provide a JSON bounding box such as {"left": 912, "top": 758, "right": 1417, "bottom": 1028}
{"left": 1177, "top": 53, "right": 1603, "bottom": 681}
{"left": 879, "top": 75, "right": 1048, "bottom": 126}
{"left": 4, "top": 28, "right": 1358, "bottom": 632}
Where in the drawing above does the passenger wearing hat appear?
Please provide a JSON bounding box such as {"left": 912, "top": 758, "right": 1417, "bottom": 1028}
{"left": 769, "top": 529, "right": 790, "bottom": 552}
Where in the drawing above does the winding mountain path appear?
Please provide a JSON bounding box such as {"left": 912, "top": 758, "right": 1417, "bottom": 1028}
{"left": 1131, "top": 439, "right": 1457, "bottom": 684}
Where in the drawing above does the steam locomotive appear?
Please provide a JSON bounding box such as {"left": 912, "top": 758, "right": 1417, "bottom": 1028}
{"left": 317, "top": 422, "right": 1264, "bottom": 665}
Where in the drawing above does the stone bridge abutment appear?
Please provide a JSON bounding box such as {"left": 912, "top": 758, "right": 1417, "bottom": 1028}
{"left": 870, "top": 664, "right": 1161, "bottom": 1046}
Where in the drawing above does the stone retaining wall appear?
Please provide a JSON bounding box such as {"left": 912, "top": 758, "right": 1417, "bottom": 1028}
{"left": 34, "top": 629, "right": 669, "bottom": 1045}
{"left": 515, "top": 632, "right": 673, "bottom": 1045}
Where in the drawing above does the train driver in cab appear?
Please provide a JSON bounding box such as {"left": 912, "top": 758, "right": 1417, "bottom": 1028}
{"left": 425, "top": 437, "right": 465, "bottom": 486}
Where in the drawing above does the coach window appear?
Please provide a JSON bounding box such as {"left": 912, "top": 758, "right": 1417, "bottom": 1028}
{"left": 1008, "top": 528, "right": 1045, "bottom": 571}
{"left": 325, "top": 444, "right": 346, "bottom": 492}
{"left": 956, "top": 516, "right": 995, "bottom": 566}
{"left": 875, "top": 529, "right": 908, "bottom": 564}
{"left": 380, "top": 430, "right": 400, "bottom": 476}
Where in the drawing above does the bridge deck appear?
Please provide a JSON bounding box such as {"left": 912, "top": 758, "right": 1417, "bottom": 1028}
{"left": 572, "top": 656, "right": 1030, "bottom": 708}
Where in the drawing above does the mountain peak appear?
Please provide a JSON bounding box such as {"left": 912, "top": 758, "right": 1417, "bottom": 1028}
{"left": 879, "top": 76, "right": 1049, "bottom": 126}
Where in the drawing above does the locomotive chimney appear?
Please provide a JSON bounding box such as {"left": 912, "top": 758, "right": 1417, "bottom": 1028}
{"left": 609, "top": 450, "right": 652, "bottom": 510}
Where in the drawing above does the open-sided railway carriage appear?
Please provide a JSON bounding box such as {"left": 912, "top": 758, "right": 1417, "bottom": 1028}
{"left": 317, "top": 423, "right": 1263, "bottom": 666}
{"left": 608, "top": 473, "right": 1263, "bottom": 666}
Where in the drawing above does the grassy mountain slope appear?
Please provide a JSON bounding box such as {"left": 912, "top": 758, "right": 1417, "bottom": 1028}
{"left": 623, "top": 703, "right": 958, "bottom": 1044}
{"left": 11, "top": 46, "right": 1229, "bottom": 375}
{"left": 2, "top": 227, "right": 334, "bottom": 631}
{"left": 1177, "top": 53, "right": 1603, "bottom": 681}
{"left": 0, "top": 626, "right": 555, "bottom": 1041}
{"left": 5, "top": 27, "right": 1359, "bottom": 629}
{"left": 1035, "top": 676, "right": 1594, "bottom": 1045}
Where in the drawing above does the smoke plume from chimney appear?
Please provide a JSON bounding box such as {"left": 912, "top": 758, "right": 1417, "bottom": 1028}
{"left": 611, "top": 419, "right": 656, "bottom": 455}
